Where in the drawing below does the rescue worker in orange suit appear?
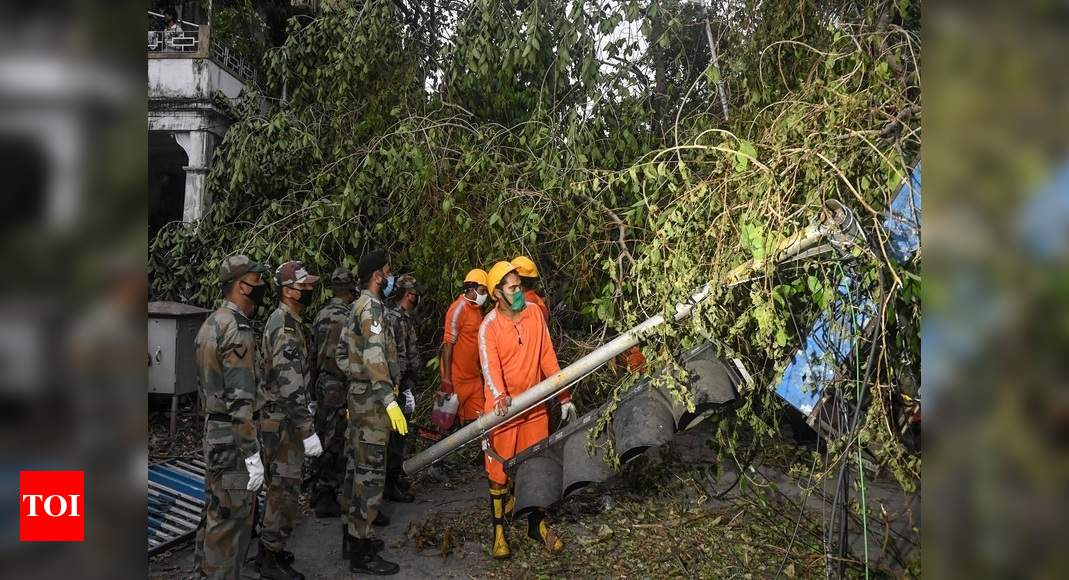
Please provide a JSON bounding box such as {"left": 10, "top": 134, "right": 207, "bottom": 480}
{"left": 510, "top": 256, "right": 549, "bottom": 323}
{"left": 512, "top": 257, "right": 575, "bottom": 431}
{"left": 438, "top": 269, "right": 489, "bottom": 425}
{"left": 478, "top": 260, "right": 574, "bottom": 559}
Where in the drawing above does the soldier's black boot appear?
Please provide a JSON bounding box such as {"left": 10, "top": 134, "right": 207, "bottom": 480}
{"left": 341, "top": 524, "right": 350, "bottom": 558}
{"left": 258, "top": 545, "right": 306, "bottom": 580}
{"left": 342, "top": 524, "right": 383, "bottom": 557}
{"left": 349, "top": 538, "right": 400, "bottom": 575}
{"left": 254, "top": 542, "right": 292, "bottom": 568}
{"left": 384, "top": 477, "right": 415, "bottom": 503}
{"left": 373, "top": 510, "right": 391, "bottom": 526}
{"left": 314, "top": 492, "right": 342, "bottom": 518}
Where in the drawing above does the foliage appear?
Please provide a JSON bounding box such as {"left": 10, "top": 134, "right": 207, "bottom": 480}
{"left": 150, "top": 0, "right": 921, "bottom": 502}
{"left": 208, "top": 0, "right": 270, "bottom": 66}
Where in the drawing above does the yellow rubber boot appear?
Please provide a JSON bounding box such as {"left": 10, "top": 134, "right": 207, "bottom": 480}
{"left": 527, "top": 511, "right": 564, "bottom": 553}
{"left": 504, "top": 493, "right": 516, "bottom": 520}
{"left": 490, "top": 488, "right": 511, "bottom": 559}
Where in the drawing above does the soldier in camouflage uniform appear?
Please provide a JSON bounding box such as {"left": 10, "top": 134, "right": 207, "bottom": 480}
{"left": 308, "top": 267, "right": 357, "bottom": 518}
{"left": 336, "top": 250, "right": 407, "bottom": 575}
{"left": 256, "top": 261, "right": 324, "bottom": 580}
{"left": 385, "top": 274, "right": 423, "bottom": 503}
{"left": 193, "top": 255, "right": 269, "bottom": 580}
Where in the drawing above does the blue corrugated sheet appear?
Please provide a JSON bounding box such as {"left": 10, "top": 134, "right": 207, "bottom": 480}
{"left": 774, "top": 164, "right": 921, "bottom": 422}
{"left": 147, "top": 458, "right": 207, "bottom": 554}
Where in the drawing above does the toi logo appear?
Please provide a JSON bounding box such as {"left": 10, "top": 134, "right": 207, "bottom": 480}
{"left": 20, "top": 471, "right": 84, "bottom": 542}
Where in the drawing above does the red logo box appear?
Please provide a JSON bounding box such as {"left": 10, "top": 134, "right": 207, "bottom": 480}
{"left": 20, "top": 470, "right": 84, "bottom": 542}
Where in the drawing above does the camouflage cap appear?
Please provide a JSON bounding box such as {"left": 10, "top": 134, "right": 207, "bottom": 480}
{"left": 330, "top": 267, "right": 355, "bottom": 287}
{"left": 274, "top": 260, "right": 321, "bottom": 286}
{"left": 219, "top": 255, "right": 269, "bottom": 283}
{"left": 396, "top": 274, "right": 425, "bottom": 295}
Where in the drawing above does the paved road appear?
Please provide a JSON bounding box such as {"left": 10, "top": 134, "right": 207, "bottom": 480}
{"left": 152, "top": 460, "right": 495, "bottom": 579}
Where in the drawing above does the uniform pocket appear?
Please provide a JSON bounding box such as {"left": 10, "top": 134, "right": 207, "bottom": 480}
{"left": 205, "top": 420, "right": 234, "bottom": 446}
{"left": 283, "top": 344, "right": 305, "bottom": 374}
{"left": 221, "top": 471, "right": 250, "bottom": 490}
{"left": 275, "top": 462, "right": 303, "bottom": 479}
{"left": 220, "top": 471, "right": 252, "bottom": 512}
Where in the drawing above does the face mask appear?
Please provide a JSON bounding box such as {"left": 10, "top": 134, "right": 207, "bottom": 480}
{"left": 474, "top": 292, "right": 488, "bottom": 307}
{"left": 297, "top": 288, "right": 315, "bottom": 306}
{"left": 382, "top": 273, "right": 396, "bottom": 298}
{"left": 507, "top": 289, "right": 526, "bottom": 312}
{"left": 245, "top": 281, "right": 268, "bottom": 306}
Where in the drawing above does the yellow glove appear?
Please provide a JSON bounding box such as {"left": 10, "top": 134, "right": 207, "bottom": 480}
{"left": 386, "top": 401, "right": 408, "bottom": 435}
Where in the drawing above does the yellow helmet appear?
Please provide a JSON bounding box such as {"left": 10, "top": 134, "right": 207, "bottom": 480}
{"left": 511, "top": 256, "right": 539, "bottom": 278}
{"left": 464, "top": 268, "right": 488, "bottom": 287}
{"left": 486, "top": 260, "right": 518, "bottom": 296}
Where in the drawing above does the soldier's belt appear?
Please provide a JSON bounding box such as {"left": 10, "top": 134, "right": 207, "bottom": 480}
{"left": 207, "top": 412, "right": 231, "bottom": 422}
{"left": 256, "top": 414, "right": 291, "bottom": 433}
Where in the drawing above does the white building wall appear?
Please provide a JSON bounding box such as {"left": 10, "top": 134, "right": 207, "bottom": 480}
{"left": 148, "top": 57, "right": 245, "bottom": 102}
{"left": 148, "top": 56, "right": 247, "bottom": 222}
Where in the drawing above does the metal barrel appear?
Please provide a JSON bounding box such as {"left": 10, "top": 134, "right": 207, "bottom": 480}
{"left": 612, "top": 387, "right": 677, "bottom": 463}
{"left": 561, "top": 429, "right": 614, "bottom": 498}
{"left": 512, "top": 445, "right": 564, "bottom": 517}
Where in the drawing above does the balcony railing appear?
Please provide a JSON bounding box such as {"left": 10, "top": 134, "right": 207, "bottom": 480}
{"left": 147, "top": 15, "right": 254, "bottom": 85}
{"left": 147, "top": 30, "right": 201, "bottom": 53}
{"left": 210, "top": 41, "right": 255, "bottom": 85}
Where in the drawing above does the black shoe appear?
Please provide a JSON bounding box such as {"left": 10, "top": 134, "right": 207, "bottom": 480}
{"left": 314, "top": 493, "right": 342, "bottom": 518}
{"left": 277, "top": 550, "right": 294, "bottom": 566}
{"left": 349, "top": 539, "right": 400, "bottom": 575}
{"left": 373, "top": 511, "right": 390, "bottom": 527}
{"left": 385, "top": 485, "right": 415, "bottom": 503}
{"left": 258, "top": 546, "right": 305, "bottom": 580}
{"left": 342, "top": 524, "right": 384, "bottom": 557}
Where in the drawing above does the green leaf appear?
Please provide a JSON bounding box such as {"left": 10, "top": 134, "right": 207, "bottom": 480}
{"left": 734, "top": 140, "right": 757, "bottom": 172}
{"left": 740, "top": 222, "right": 766, "bottom": 261}
{"left": 704, "top": 65, "right": 721, "bottom": 84}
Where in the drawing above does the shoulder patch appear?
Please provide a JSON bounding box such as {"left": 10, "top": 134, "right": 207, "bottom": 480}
{"left": 370, "top": 320, "right": 383, "bottom": 335}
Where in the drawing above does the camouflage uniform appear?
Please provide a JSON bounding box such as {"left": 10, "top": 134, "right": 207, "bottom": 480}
{"left": 386, "top": 276, "right": 422, "bottom": 486}
{"left": 193, "top": 255, "right": 267, "bottom": 580}
{"left": 336, "top": 289, "right": 397, "bottom": 538}
{"left": 258, "top": 302, "right": 315, "bottom": 554}
{"left": 309, "top": 278, "right": 354, "bottom": 504}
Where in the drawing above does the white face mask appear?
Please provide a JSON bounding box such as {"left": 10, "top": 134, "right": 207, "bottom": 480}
{"left": 474, "top": 292, "right": 488, "bottom": 306}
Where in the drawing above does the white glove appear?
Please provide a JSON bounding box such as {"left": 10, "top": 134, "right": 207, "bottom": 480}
{"left": 403, "top": 389, "right": 415, "bottom": 415}
{"left": 303, "top": 433, "right": 324, "bottom": 457}
{"left": 244, "top": 453, "right": 265, "bottom": 492}
{"left": 560, "top": 400, "right": 577, "bottom": 423}
{"left": 308, "top": 401, "right": 318, "bottom": 417}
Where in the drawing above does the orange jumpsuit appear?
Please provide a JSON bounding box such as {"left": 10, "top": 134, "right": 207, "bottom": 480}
{"left": 478, "top": 305, "right": 567, "bottom": 485}
{"left": 617, "top": 346, "right": 648, "bottom": 373}
{"left": 442, "top": 295, "right": 485, "bottom": 422}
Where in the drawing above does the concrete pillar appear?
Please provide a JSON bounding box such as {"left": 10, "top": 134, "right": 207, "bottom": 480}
{"left": 172, "top": 130, "right": 215, "bottom": 222}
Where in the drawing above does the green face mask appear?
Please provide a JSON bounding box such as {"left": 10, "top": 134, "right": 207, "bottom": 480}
{"left": 508, "top": 289, "right": 526, "bottom": 312}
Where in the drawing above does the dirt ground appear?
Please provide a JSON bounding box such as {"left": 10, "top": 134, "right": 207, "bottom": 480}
{"left": 148, "top": 393, "right": 919, "bottom": 579}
